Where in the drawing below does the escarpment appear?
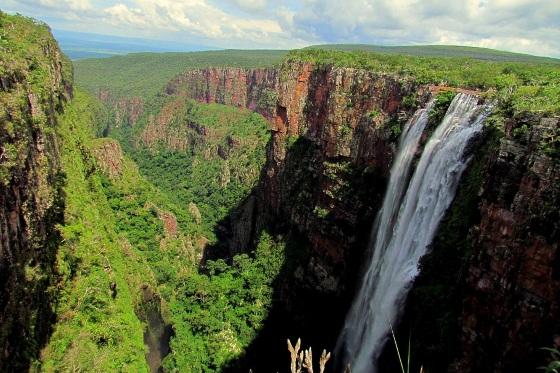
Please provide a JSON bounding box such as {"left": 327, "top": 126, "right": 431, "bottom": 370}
{"left": 166, "top": 67, "right": 280, "bottom": 121}
{"left": 0, "top": 14, "right": 72, "bottom": 371}
{"left": 97, "top": 90, "right": 144, "bottom": 131}
{"left": 166, "top": 62, "right": 560, "bottom": 372}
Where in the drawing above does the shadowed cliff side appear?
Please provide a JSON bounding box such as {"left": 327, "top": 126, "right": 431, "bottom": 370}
{"left": 0, "top": 13, "right": 72, "bottom": 371}
{"left": 453, "top": 114, "right": 560, "bottom": 372}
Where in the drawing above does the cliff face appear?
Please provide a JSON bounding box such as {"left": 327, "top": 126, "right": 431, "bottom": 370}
{"left": 166, "top": 62, "right": 560, "bottom": 371}
{"left": 139, "top": 98, "right": 202, "bottom": 151}
{"left": 0, "top": 14, "right": 72, "bottom": 370}
{"left": 90, "top": 138, "right": 124, "bottom": 179}
{"left": 166, "top": 62, "right": 421, "bottom": 284}
{"left": 97, "top": 90, "right": 143, "bottom": 131}
{"left": 452, "top": 115, "right": 560, "bottom": 372}
{"left": 167, "top": 67, "right": 280, "bottom": 121}
{"left": 248, "top": 63, "right": 419, "bottom": 294}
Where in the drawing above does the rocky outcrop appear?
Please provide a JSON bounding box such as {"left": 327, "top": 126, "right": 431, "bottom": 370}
{"left": 0, "top": 14, "right": 72, "bottom": 371}
{"left": 140, "top": 98, "right": 195, "bottom": 151}
{"left": 98, "top": 90, "right": 143, "bottom": 130}
{"left": 156, "top": 209, "right": 179, "bottom": 238}
{"left": 91, "top": 138, "right": 124, "bottom": 179}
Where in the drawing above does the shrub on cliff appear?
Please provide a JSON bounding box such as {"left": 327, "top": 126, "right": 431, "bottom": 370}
{"left": 541, "top": 348, "right": 560, "bottom": 373}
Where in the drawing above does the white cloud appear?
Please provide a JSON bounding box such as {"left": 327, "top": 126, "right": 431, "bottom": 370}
{"left": 105, "top": 4, "right": 150, "bottom": 27}
{"left": 99, "top": 0, "right": 296, "bottom": 47}
{"left": 4, "top": 0, "right": 560, "bottom": 56}
{"left": 227, "top": 0, "right": 269, "bottom": 12}
{"left": 37, "top": 0, "right": 93, "bottom": 11}
{"left": 287, "top": 0, "right": 560, "bottom": 57}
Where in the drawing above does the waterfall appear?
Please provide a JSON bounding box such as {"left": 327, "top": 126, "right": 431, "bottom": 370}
{"left": 336, "top": 93, "right": 490, "bottom": 373}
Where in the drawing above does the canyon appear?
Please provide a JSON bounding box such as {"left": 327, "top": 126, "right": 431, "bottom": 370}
{"left": 160, "top": 63, "right": 560, "bottom": 372}
{"left": 1, "top": 12, "right": 559, "bottom": 373}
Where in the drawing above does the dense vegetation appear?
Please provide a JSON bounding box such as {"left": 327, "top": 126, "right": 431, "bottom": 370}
{"left": 40, "top": 91, "right": 151, "bottom": 372}
{"left": 0, "top": 12, "right": 72, "bottom": 95}
{"left": 289, "top": 49, "right": 560, "bottom": 114}
{"left": 0, "top": 11, "right": 72, "bottom": 184}
{"left": 99, "top": 137, "right": 284, "bottom": 373}
{"left": 65, "top": 30, "right": 284, "bottom": 371}
{"left": 306, "top": 44, "right": 560, "bottom": 64}
{"left": 99, "top": 147, "right": 285, "bottom": 372}
{"left": 128, "top": 101, "right": 270, "bottom": 240}
{"left": 74, "top": 50, "right": 286, "bottom": 99}
{"left": 164, "top": 232, "right": 285, "bottom": 371}
{"left": 32, "top": 85, "right": 282, "bottom": 371}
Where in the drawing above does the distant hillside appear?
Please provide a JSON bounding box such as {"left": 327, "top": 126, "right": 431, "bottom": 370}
{"left": 74, "top": 50, "right": 287, "bottom": 99}
{"left": 53, "top": 29, "right": 217, "bottom": 60}
{"left": 306, "top": 44, "right": 560, "bottom": 64}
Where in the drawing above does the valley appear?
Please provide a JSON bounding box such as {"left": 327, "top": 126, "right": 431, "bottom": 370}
{"left": 1, "top": 10, "right": 559, "bottom": 373}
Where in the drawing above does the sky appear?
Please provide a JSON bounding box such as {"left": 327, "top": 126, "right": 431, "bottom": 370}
{"left": 4, "top": 0, "right": 560, "bottom": 57}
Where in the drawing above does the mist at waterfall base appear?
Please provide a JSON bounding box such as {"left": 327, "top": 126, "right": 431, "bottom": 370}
{"left": 335, "top": 93, "right": 491, "bottom": 373}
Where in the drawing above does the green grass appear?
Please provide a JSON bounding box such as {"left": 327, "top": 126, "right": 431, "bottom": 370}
{"left": 74, "top": 50, "right": 287, "bottom": 99}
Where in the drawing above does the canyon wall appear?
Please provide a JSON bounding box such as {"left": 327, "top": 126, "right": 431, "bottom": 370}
{"left": 166, "top": 63, "right": 423, "bottom": 294}
{"left": 97, "top": 90, "right": 143, "bottom": 131}
{"left": 166, "top": 67, "right": 280, "bottom": 121}
{"left": 452, "top": 114, "right": 560, "bottom": 372}
{"left": 166, "top": 63, "right": 560, "bottom": 371}
{"left": 0, "top": 15, "right": 72, "bottom": 371}
{"left": 164, "top": 63, "right": 427, "bottom": 369}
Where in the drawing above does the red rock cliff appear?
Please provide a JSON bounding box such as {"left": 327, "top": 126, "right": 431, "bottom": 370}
{"left": 167, "top": 67, "right": 280, "bottom": 121}
{"left": 165, "top": 61, "right": 420, "bottom": 273}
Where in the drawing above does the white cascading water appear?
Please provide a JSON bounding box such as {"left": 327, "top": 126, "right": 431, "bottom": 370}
{"left": 336, "top": 93, "right": 490, "bottom": 373}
